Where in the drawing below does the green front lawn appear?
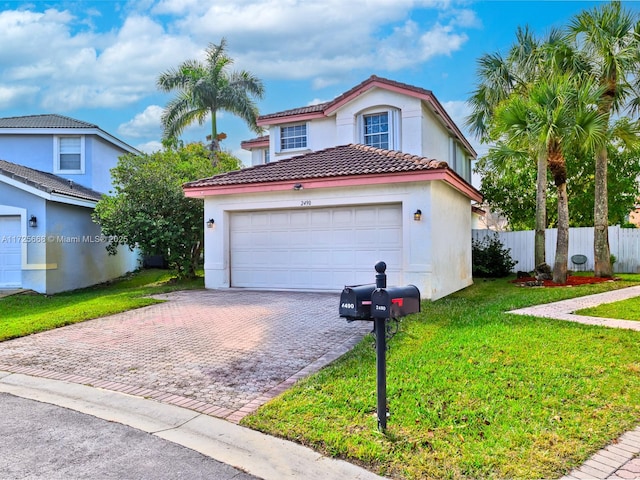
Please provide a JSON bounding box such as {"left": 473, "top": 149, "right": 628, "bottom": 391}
{"left": 576, "top": 296, "right": 640, "bottom": 321}
{"left": 242, "top": 276, "right": 640, "bottom": 479}
{"left": 0, "top": 269, "right": 203, "bottom": 341}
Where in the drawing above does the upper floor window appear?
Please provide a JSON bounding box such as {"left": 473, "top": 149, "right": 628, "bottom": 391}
{"left": 358, "top": 108, "right": 399, "bottom": 150}
{"left": 280, "top": 124, "right": 307, "bottom": 150}
{"left": 54, "top": 136, "right": 84, "bottom": 173}
{"left": 264, "top": 148, "right": 270, "bottom": 163}
{"left": 363, "top": 113, "right": 389, "bottom": 149}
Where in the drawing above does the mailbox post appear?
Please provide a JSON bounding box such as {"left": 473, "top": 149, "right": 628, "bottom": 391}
{"left": 339, "top": 261, "right": 420, "bottom": 433}
{"left": 373, "top": 261, "right": 388, "bottom": 431}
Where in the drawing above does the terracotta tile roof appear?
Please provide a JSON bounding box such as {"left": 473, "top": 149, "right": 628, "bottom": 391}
{"left": 0, "top": 114, "right": 98, "bottom": 129}
{"left": 257, "top": 76, "right": 431, "bottom": 122}
{"left": 0, "top": 160, "right": 103, "bottom": 202}
{"left": 240, "top": 135, "right": 270, "bottom": 148}
{"left": 185, "top": 144, "right": 448, "bottom": 188}
{"left": 258, "top": 102, "right": 330, "bottom": 121}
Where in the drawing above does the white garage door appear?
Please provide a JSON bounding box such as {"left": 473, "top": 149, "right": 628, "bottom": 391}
{"left": 230, "top": 204, "right": 402, "bottom": 290}
{"left": 0, "top": 216, "right": 22, "bottom": 288}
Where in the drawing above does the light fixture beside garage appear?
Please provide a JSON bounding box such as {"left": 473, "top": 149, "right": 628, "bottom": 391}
{"left": 413, "top": 209, "right": 422, "bottom": 221}
{"left": 207, "top": 218, "right": 215, "bottom": 228}
{"left": 29, "top": 215, "right": 37, "bottom": 228}
{"left": 293, "top": 183, "right": 303, "bottom": 190}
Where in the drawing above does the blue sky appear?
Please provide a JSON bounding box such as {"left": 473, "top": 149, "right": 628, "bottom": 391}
{"left": 0, "top": 0, "right": 635, "bottom": 165}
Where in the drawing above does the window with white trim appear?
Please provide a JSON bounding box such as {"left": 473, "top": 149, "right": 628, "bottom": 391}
{"left": 358, "top": 108, "right": 399, "bottom": 150}
{"left": 54, "top": 136, "right": 84, "bottom": 173}
{"left": 280, "top": 124, "right": 307, "bottom": 150}
{"left": 264, "top": 148, "right": 270, "bottom": 163}
{"left": 363, "top": 112, "right": 389, "bottom": 149}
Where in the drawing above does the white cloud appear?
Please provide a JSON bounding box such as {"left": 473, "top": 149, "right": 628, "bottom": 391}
{"left": 0, "top": 0, "right": 479, "bottom": 147}
{"left": 0, "top": 85, "right": 40, "bottom": 109}
{"left": 135, "top": 140, "right": 163, "bottom": 154}
{"left": 118, "top": 105, "right": 164, "bottom": 138}
{"left": 166, "top": 0, "right": 476, "bottom": 81}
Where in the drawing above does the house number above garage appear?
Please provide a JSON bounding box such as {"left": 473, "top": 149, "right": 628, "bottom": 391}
{"left": 300, "top": 200, "right": 311, "bottom": 206}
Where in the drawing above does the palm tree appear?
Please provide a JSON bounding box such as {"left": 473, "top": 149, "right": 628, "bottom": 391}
{"left": 569, "top": 1, "right": 640, "bottom": 277}
{"left": 467, "top": 27, "right": 583, "bottom": 268}
{"left": 490, "top": 74, "right": 607, "bottom": 284}
{"left": 157, "top": 38, "right": 265, "bottom": 157}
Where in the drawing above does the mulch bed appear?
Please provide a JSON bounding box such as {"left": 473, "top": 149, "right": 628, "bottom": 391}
{"left": 512, "top": 276, "right": 614, "bottom": 287}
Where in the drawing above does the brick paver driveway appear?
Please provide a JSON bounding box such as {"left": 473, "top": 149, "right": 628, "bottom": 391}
{"left": 0, "top": 290, "right": 371, "bottom": 423}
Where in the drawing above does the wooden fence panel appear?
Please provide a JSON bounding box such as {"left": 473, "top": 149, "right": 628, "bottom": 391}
{"left": 473, "top": 226, "right": 640, "bottom": 274}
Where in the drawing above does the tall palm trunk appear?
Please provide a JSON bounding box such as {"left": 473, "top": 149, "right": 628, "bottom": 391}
{"left": 549, "top": 147, "right": 569, "bottom": 284}
{"left": 535, "top": 151, "right": 547, "bottom": 267}
{"left": 553, "top": 181, "right": 570, "bottom": 284}
{"left": 593, "top": 145, "right": 612, "bottom": 277}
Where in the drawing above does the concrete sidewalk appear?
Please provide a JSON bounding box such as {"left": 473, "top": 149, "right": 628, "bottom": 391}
{"left": 509, "top": 285, "right": 640, "bottom": 479}
{"left": 509, "top": 284, "right": 640, "bottom": 331}
{"left": 0, "top": 371, "right": 383, "bottom": 480}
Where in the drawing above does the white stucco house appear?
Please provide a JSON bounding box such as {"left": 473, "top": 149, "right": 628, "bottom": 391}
{"left": 184, "top": 76, "right": 482, "bottom": 300}
{"left": 0, "top": 114, "right": 140, "bottom": 294}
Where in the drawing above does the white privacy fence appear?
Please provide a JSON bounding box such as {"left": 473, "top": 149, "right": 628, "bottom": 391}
{"left": 472, "top": 226, "right": 640, "bottom": 274}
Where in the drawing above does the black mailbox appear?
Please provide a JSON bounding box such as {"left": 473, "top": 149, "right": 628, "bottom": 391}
{"left": 339, "top": 284, "right": 376, "bottom": 321}
{"left": 371, "top": 285, "right": 421, "bottom": 319}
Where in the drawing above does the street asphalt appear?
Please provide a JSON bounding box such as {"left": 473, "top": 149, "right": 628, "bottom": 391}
{"left": 0, "top": 392, "right": 258, "bottom": 480}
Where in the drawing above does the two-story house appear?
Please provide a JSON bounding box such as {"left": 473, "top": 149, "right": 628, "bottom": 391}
{"left": 184, "top": 76, "right": 482, "bottom": 300}
{"left": 0, "top": 114, "right": 140, "bottom": 294}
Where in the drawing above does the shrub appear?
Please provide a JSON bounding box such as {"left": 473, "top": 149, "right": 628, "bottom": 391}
{"left": 472, "top": 234, "right": 517, "bottom": 278}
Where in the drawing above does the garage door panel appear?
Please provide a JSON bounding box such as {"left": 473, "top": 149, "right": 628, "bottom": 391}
{"left": 269, "top": 231, "right": 291, "bottom": 245}
{"left": 331, "top": 250, "right": 355, "bottom": 267}
{"left": 354, "top": 229, "right": 380, "bottom": 245}
{"left": 309, "top": 250, "right": 331, "bottom": 267}
{"left": 332, "top": 210, "right": 353, "bottom": 224}
{"left": 230, "top": 205, "right": 402, "bottom": 290}
{"left": 378, "top": 206, "right": 403, "bottom": 222}
{"left": 310, "top": 210, "right": 331, "bottom": 225}
{"left": 378, "top": 227, "right": 403, "bottom": 244}
{"left": 0, "top": 216, "right": 22, "bottom": 287}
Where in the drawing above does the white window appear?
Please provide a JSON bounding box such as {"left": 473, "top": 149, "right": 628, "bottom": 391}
{"left": 264, "top": 148, "right": 270, "bottom": 163}
{"left": 54, "top": 136, "right": 84, "bottom": 173}
{"left": 280, "top": 124, "right": 307, "bottom": 151}
{"left": 363, "top": 113, "right": 389, "bottom": 149}
{"left": 358, "top": 109, "right": 399, "bottom": 150}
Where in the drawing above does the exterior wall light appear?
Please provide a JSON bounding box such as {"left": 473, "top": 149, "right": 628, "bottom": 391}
{"left": 413, "top": 209, "right": 422, "bottom": 221}
{"left": 293, "top": 183, "right": 303, "bottom": 190}
{"left": 207, "top": 218, "right": 215, "bottom": 228}
{"left": 29, "top": 215, "right": 38, "bottom": 228}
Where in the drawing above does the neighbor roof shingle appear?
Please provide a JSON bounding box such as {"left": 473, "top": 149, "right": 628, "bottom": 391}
{"left": 185, "top": 144, "right": 448, "bottom": 188}
{"left": 0, "top": 160, "right": 103, "bottom": 202}
{"left": 0, "top": 114, "right": 98, "bottom": 129}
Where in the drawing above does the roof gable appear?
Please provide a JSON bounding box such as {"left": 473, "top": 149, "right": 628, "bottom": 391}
{"left": 0, "top": 159, "right": 102, "bottom": 203}
{"left": 255, "top": 75, "right": 476, "bottom": 157}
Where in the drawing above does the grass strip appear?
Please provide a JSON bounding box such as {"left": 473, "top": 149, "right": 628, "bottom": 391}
{"left": 242, "top": 276, "right": 640, "bottom": 479}
{"left": 0, "top": 269, "right": 203, "bottom": 341}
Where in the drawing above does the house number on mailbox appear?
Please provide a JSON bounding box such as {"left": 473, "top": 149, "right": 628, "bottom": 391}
{"left": 300, "top": 200, "right": 311, "bottom": 206}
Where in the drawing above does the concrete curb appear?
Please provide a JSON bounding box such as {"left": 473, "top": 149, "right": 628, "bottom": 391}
{"left": 0, "top": 371, "right": 383, "bottom": 480}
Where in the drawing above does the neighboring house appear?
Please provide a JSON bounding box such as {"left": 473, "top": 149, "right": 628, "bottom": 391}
{"left": 185, "top": 76, "right": 482, "bottom": 301}
{"left": 0, "top": 114, "right": 140, "bottom": 294}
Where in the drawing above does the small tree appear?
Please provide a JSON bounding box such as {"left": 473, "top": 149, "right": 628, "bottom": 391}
{"left": 93, "top": 143, "right": 241, "bottom": 278}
